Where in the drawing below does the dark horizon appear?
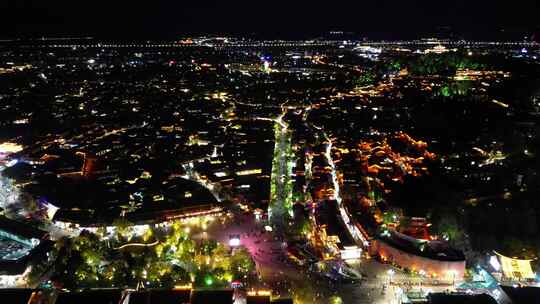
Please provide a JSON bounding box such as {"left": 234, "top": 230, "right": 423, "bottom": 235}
{"left": 1, "top": 0, "right": 540, "bottom": 40}
{"left": 1, "top": 29, "right": 539, "bottom": 42}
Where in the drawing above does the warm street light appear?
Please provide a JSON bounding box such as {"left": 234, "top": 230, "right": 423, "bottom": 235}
{"left": 388, "top": 269, "right": 395, "bottom": 284}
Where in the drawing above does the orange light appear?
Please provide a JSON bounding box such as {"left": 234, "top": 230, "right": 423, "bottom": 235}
{"left": 174, "top": 283, "right": 192, "bottom": 290}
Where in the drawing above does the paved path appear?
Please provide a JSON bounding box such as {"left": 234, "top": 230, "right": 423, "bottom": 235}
{"left": 205, "top": 213, "right": 336, "bottom": 302}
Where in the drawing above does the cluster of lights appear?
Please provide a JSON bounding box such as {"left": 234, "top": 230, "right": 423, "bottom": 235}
{"left": 54, "top": 211, "right": 223, "bottom": 238}
{"left": 0, "top": 142, "right": 23, "bottom": 154}
{"left": 228, "top": 235, "right": 241, "bottom": 247}
{"left": 380, "top": 254, "right": 461, "bottom": 281}
{"left": 247, "top": 290, "right": 272, "bottom": 296}
{"left": 173, "top": 283, "right": 192, "bottom": 290}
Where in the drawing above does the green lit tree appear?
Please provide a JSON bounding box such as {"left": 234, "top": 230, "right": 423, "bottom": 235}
{"left": 353, "top": 71, "right": 376, "bottom": 87}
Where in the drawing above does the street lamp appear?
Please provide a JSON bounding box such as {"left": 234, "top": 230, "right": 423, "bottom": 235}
{"left": 254, "top": 209, "right": 262, "bottom": 221}
{"left": 388, "top": 269, "right": 395, "bottom": 284}
{"left": 446, "top": 270, "right": 457, "bottom": 286}
{"left": 229, "top": 235, "right": 241, "bottom": 247}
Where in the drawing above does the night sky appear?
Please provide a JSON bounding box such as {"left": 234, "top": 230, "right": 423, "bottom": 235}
{"left": 1, "top": 0, "right": 539, "bottom": 39}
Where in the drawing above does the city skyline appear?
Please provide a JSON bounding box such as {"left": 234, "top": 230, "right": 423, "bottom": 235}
{"left": 1, "top": 1, "right": 540, "bottom": 40}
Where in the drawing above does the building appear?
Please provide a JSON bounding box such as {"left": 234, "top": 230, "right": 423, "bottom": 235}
{"left": 190, "top": 289, "right": 234, "bottom": 304}
{"left": 0, "top": 289, "right": 37, "bottom": 303}
{"left": 315, "top": 200, "right": 362, "bottom": 260}
{"left": 493, "top": 251, "right": 536, "bottom": 281}
{"left": 81, "top": 154, "right": 98, "bottom": 178}
{"left": 427, "top": 293, "right": 497, "bottom": 304}
{"left": 54, "top": 288, "right": 240, "bottom": 304}
{"left": 371, "top": 230, "right": 465, "bottom": 282}
{"left": 0, "top": 216, "right": 51, "bottom": 279}
{"left": 55, "top": 289, "right": 124, "bottom": 304}
{"left": 247, "top": 295, "right": 271, "bottom": 304}
{"left": 271, "top": 299, "right": 294, "bottom": 304}
{"left": 128, "top": 289, "right": 191, "bottom": 304}
{"left": 500, "top": 285, "right": 540, "bottom": 304}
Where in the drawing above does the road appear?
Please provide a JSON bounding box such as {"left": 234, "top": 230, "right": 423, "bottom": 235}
{"left": 268, "top": 111, "right": 294, "bottom": 230}
{"left": 206, "top": 209, "right": 438, "bottom": 304}
{"left": 205, "top": 213, "right": 339, "bottom": 303}
{"left": 337, "top": 259, "right": 456, "bottom": 304}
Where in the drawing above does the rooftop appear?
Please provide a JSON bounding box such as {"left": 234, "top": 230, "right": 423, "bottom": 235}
{"left": 378, "top": 230, "right": 465, "bottom": 262}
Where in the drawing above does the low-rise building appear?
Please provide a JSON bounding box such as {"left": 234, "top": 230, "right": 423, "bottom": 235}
{"left": 371, "top": 230, "right": 465, "bottom": 283}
